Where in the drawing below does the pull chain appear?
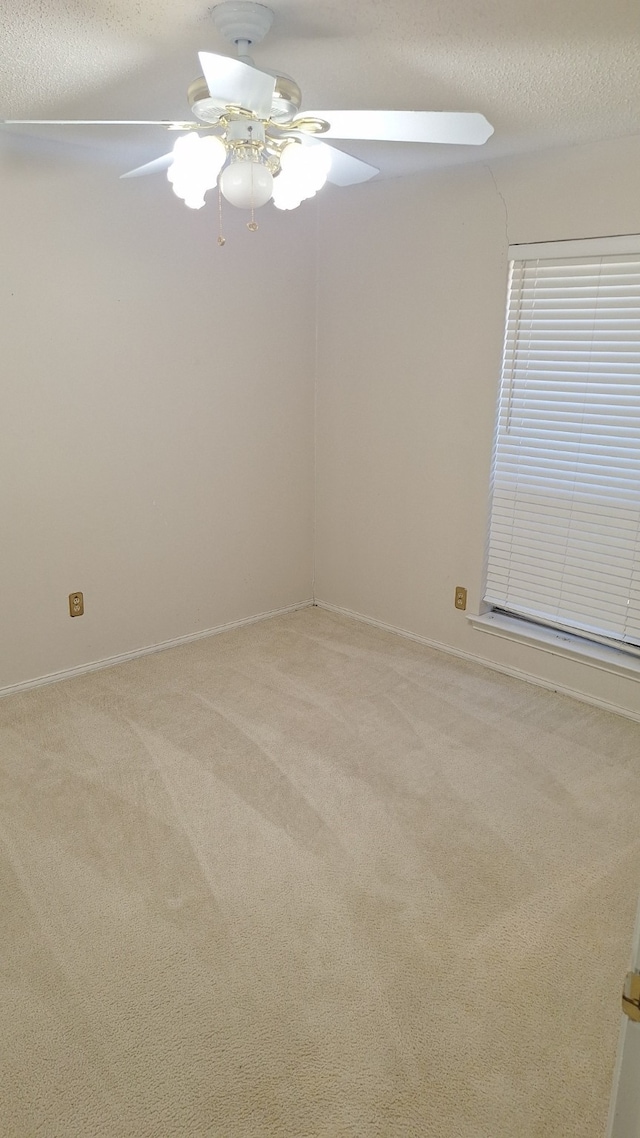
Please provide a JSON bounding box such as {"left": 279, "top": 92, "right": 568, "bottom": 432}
{"left": 247, "top": 136, "right": 258, "bottom": 232}
{"left": 217, "top": 187, "right": 225, "bottom": 247}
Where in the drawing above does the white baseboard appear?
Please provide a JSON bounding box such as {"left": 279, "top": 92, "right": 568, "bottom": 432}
{"left": 0, "top": 600, "right": 314, "bottom": 699}
{"left": 315, "top": 599, "right": 640, "bottom": 725}
{"left": 6, "top": 597, "right": 638, "bottom": 725}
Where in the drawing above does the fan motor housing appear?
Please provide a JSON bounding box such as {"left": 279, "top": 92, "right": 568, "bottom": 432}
{"left": 188, "top": 72, "right": 301, "bottom": 123}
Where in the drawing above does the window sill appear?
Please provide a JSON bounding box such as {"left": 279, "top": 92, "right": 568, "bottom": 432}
{"left": 469, "top": 611, "right": 640, "bottom": 682}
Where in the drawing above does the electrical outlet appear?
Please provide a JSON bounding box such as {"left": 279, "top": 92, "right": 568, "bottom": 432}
{"left": 454, "top": 586, "right": 467, "bottom": 611}
{"left": 69, "top": 592, "right": 84, "bottom": 617}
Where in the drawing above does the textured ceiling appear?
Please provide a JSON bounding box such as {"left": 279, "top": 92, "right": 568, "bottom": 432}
{"left": 2, "top": 0, "right": 640, "bottom": 179}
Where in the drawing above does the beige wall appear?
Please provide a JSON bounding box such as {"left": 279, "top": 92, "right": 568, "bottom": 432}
{"left": 315, "top": 135, "right": 640, "bottom": 718}
{"left": 4, "top": 130, "right": 640, "bottom": 715}
{"left": 0, "top": 141, "right": 315, "bottom": 689}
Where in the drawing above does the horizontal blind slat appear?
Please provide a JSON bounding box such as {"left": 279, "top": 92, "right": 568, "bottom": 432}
{"left": 486, "top": 242, "right": 640, "bottom": 654}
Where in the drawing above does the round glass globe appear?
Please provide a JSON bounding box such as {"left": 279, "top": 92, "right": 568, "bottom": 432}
{"left": 219, "top": 160, "right": 274, "bottom": 210}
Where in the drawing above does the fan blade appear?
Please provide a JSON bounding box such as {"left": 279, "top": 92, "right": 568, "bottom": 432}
{"left": 305, "top": 110, "right": 494, "bottom": 146}
{"left": 2, "top": 120, "right": 192, "bottom": 127}
{"left": 198, "top": 52, "right": 275, "bottom": 118}
{"left": 309, "top": 140, "right": 378, "bottom": 187}
{"left": 120, "top": 153, "right": 174, "bottom": 179}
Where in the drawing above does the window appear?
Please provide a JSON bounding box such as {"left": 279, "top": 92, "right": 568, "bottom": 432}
{"left": 484, "top": 235, "right": 640, "bottom": 658}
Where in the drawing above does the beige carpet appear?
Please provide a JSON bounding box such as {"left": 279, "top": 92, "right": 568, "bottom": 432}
{"left": 1, "top": 607, "right": 639, "bottom": 1137}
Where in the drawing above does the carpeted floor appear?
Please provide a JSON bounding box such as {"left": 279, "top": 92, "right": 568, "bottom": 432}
{"left": 1, "top": 606, "right": 639, "bottom": 1137}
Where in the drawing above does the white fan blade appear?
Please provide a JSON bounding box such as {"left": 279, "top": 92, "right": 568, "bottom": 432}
{"left": 306, "top": 110, "right": 494, "bottom": 146}
{"left": 2, "top": 120, "right": 192, "bottom": 126}
{"left": 120, "top": 153, "right": 174, "bottom": 179}
{"left": 308, "top": 140, "right": 378, "bottom": 187}
{"left": 198, "top": 52, "right": 275, "bottom": 118}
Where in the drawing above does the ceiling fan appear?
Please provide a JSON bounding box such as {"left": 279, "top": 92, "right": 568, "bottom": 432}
{"left": 3, "top": 1, "right": 494, "bottom": 233}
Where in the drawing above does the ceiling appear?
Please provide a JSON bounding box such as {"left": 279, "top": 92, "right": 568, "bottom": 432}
{"left": 3, "top": 0, "right": 640, "bottom": 182}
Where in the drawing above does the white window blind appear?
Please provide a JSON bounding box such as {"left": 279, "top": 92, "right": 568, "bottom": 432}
{"left": 484, "top": 237, "right": 640, "bottom": 653}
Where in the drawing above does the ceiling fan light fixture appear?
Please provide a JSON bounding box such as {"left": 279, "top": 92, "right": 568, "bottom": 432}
{"left": 9, "top": 0, "right": 496, "bottom": 239}
{"left": 271, "top": 189, "right": 302, "bottom": 211}
{"left": 167, "top": 133, "right": 227, "bottom": 208}
{"left": 219, "top": 153, "right": 274, "bottom": 209}
{"left": 177, "top": 189, "right": 207, "bottom": 209}
{"left": 272, "top": 140, "right": 331, "bottom": 209}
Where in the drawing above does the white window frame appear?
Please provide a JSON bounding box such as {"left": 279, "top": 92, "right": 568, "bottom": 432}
{"left": 475, "top": 235, "right": 640, "bottom": 680}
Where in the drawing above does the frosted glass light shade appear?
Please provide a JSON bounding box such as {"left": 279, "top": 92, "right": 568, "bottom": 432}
{"left": 279, "top": 141, "right": 330, "bottom": 192}
{"left": 168, "top": 133, "right": 226, "bottom": 209}
{"left": 219, "top": 159, "right": 274, "bottom": 209}
{"left": 271, "top": 179, "right": 302, "bottom": 211}
{"left": 272, "top": 141, "right": 331, "bottom": 210}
